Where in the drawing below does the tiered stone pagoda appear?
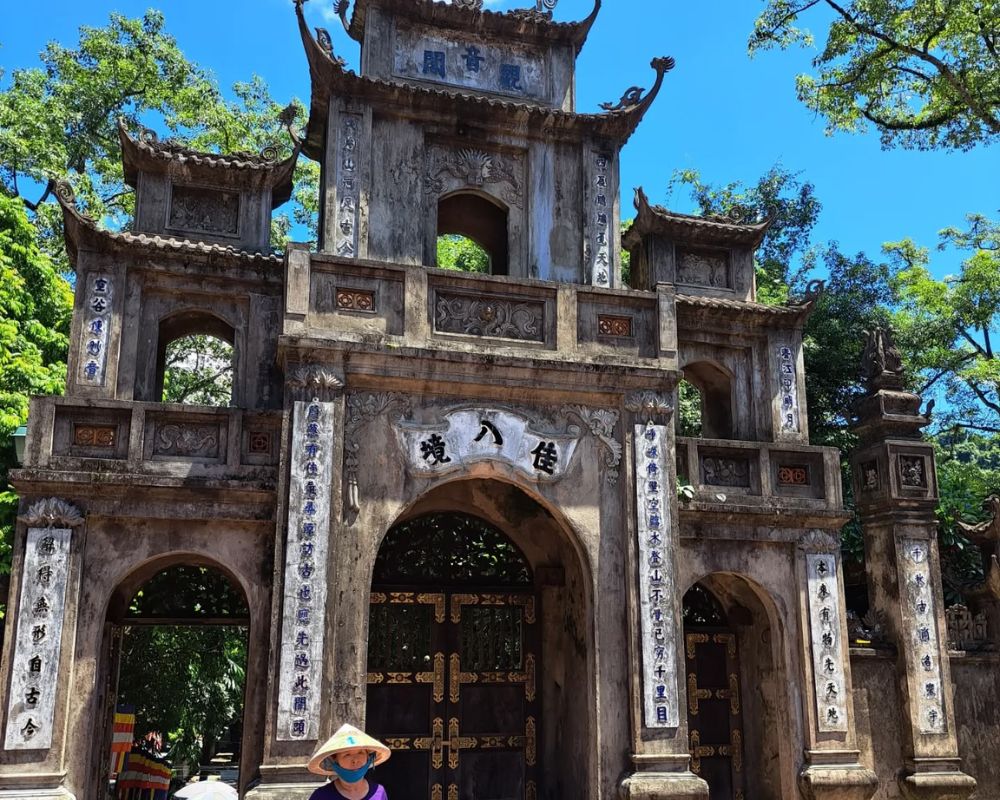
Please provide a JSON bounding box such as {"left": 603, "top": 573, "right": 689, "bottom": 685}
{"left": 0, "top": 2, "right": 992, "bottom": 800}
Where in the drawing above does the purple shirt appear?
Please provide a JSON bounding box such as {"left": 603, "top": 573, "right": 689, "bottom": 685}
{"left": 309, "top": 782, "right": 387, "bottom": 800}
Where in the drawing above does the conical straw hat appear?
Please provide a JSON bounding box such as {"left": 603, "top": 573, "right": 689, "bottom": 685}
{"left": 307, "top": 724, "right": 391, "bottom": 775}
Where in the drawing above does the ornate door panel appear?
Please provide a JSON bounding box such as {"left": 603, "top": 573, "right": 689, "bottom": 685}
{"left": 367, "top": 590, "right": 539, "bottom": 800}
{"left": 685, "top": 631, "right": 745, "bottom": 800}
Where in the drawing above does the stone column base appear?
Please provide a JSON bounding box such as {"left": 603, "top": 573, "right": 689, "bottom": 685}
{"left": 800, "top": 764, "right": 878, "bottom": 800}
{"left": 619, "top": 771, "right": 709, "bottom": 800}
{"left": 244, "top": 764, "right": 324, "bottom": 800}
{"left": 899, "top": 764, "right": 977, "bottom": 800}
{"left": 0, "top": 772, "right": 74, "bottom": 800}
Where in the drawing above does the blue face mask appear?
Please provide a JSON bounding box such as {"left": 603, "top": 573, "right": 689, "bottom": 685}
{"left": 327, "top": 753, "right": 375, "bottom": 783}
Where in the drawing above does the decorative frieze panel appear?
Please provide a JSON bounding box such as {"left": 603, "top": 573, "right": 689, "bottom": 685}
{"left": 424, "top": 145, "right": 524, "bottom": 208}
{"left": 598, "top": 315, "right": 633, "bottom": 338}
{"left": 899, "top": 455, "right": 928, "bottom": 489}
{"left": 777, "top": 344, "right": 801, "bottom": 433}
{"left": 168, "top": 184, "right": 240, "bottom": 236}
{"left": 434, "top": 293, "right": 543, "bottom": 342}
{"left": 5, "top": 500, "right": 82, "bottom": 751}
{"left": 899, "top": 538, "right": 947, "bottom": 735}
{"left": 335, "top": 288, "right": 376, "bottom": 313}
{"left": 804, "top": 552, "right": 849, "bottom": 733}
{"left": 73, "top": 424, "right": 116, "bottom": 448}
{"left": 777, "top": 465, "right": 810, "bottom": 486}
{"left": 395, "top": 409, "right": 580, "bottom": 483}
{"left": 634, "top": 423, "right": 679, "bottom": 728}
{"left": 277, "top": 400, "right": 335, "bottom": 741}
{"left": 677, "top": 250, "right": 728, "bottom": 289}
{"left": 701, "top": 456, "right": 751, "bottom": 488}
{"left": 945, "top": 605, "right": 989, "bottom": 651}
{"left": 589, "top": 152, "right": 613, "bottom": 288}
{"left": 79, "top": 273, "right": 112, "bottom": 386}
{"left": 335, "top": 113, "right": 362, "bottom": 258}
{"left": 152, "top": 423, "right": 221, "bottom": 459}
{"left": 394, "top": 28, "right": 544, "bottom": 101}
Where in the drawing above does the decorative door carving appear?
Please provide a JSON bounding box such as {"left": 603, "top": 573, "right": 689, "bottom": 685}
{"left": 685, "top": 630, "right": 745, "bottom": 800}
{"left": 366, "top": 513, "right": 540, "bottom": 800}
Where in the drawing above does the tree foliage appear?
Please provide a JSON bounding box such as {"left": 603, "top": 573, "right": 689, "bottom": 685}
{"left": 0, "top": 10, "right": 318, "bottom": 266}
{"left": 750, "top": 0, "right": 1000, "bottom": 150}
{"left": 0, "top": 194, "right": 72, "bottom": 578}
{"left": 162, "top": 335, "right": 234, "bottom": 407}
{"left": 886, "top": 214, "right": 1000, "bottom": 432}
{"left": 436, "top": 234, "right": 490, "bottom": 273}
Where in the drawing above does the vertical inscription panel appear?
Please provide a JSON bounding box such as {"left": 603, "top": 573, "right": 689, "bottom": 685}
{"left": 634, "top": 423, "right": 679, "bottom": 728}
{"left": 588, "top": 153, "right": 613, "bottom": 288}
{"left": 900, "top": 538, "right": 948, "bottom": 735}
{"left": 777, "top": 344, "right": 800, "bottom": 434}
{"left": 4, "top": 528, "right": 73, "bottom": 750}
{"left": 277, "top": 400, "right": 335, "bottom": 741}
{"left": 334, "top": 113, "right": 362, "bottom": 258}
{"left": 805, "top": 553, "right": 849, "bottom": 733}
{"left": 78, "top": 273, "right": 112, "bottom": 387}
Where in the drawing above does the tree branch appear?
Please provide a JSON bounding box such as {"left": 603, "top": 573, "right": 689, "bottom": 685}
{"left": 966, "top": 379, "right": 1000, "bottom": 416}
{"left": 823, "top": 0, "right": 1000, "bottom": 133}
{"left": 958, "top": 328, "right": 989, "bottom": 358}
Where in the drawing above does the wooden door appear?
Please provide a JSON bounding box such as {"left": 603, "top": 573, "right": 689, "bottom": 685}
{"left": 685, "top": 631, "right": 746, "bottom": 800}
{"left": 367, "top": 590, "right": 539, "bottom": 800}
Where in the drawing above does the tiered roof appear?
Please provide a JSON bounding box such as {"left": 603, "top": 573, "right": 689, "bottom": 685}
{"left": 117, "top": 121, "right": 301, "bottom": 207}
{"left": 296, "top": 3, "right": 672, "bottom": 160}
{"left": 343, "top": 0, "right": 602, "bottom": 54}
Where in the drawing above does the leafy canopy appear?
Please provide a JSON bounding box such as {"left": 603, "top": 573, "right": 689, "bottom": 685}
{"left": 750, "top": 0, "right": 1000, "bottom": 150}
{"left": 0, "top": 10, "right": 318, "bottom": 264}
{"left": 886, "top": 213, "right": 1000, "bottom": 432}
{"left": 0, "top": 194, "right": 72, "bottom": 578}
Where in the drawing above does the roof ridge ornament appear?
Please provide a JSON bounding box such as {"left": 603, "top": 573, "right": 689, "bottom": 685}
{"left": 860, "top": 326, "right": 906, "bottom": 390}
{"left": 599, "top": 56, "right": 675, "bottom": 114}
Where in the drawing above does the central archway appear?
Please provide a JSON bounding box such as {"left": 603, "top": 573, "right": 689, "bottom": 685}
{"left": 364, "top": 478, "right": 594, "bottom": 800}
{"left": 367, "top": 513, "right": 538, "bottom": 800}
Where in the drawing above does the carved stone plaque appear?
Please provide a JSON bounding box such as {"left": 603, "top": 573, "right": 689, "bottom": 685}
{"left": 634, "top": 423, "right": 679, "bottom": 728}
{"left": 4, "top": 527, "right": 73, "bottom": 750}
{"left": 777, "top": 344, "right": 801, "bottom": 433}
{"left": 78, "top": 273, "right": 112, "bottom": 386}
{"left": 395, "top": 408, "right": 580, "bottom": 483}
{"left": 277, "top": 400, "right": 335, "bottom": 741}
{"left": 168, "top": 184, "right": 240, "bottom": 235}
{"left": 677, "top": 250, "right": 728, "bottom": 288}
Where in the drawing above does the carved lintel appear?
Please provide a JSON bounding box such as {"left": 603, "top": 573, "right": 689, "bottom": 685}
{"left": 424, "top": 146, "right": 524, "bottom": 209}
{"left": 625, "top": 391, "right": 673, "bottom": 423}
{"left": 798, "top": 529, "right": 840, "bottom": 553}
{"left": 18, "top": 498, "right": 84, "bottom": 529}
{"left": 288, "top": 365, "right": 346, "bottom": 401}
{"left": 560, "top": 406, "right": 621, "bottom": 483}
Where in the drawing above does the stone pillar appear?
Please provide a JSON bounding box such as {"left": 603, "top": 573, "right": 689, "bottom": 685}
{"left": 0, "top": 498, "right": 85, "bottom": 800}
{"left": 850, "top": 329, "right": 976, "bottom": 800}
{"left": 247, "top": 365, "right": 345, "bottom": 800}
{"left": 618, "top": 392, "right": 707, "bottom": 800}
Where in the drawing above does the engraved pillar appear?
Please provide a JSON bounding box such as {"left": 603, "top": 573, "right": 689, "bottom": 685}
{"left": 850, "top": 329, "right": 975, "bottom": 800}
{"left": 0, "top": 498, "right": 85, "bottom": 800}
{"left": 618, "top": 393, "right": 707, "bottom": 800}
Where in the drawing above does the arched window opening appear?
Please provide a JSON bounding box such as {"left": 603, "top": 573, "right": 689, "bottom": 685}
{"left": 437, "top": 234, "right": 491, "bottom": 274}
{"left": 677, "top": 380, "right": 704, "bottom": 439}
{"left": 682, "top": 361, "right": 734, "bottom": 440}
{"left": 437, "top": 192, "right": 509, "bottom": 276}
{"left": 155, "top": 312, "right": 235, "bottom": 406}
{"left": 105, "top": 564, "right": 249, "bottom": 795}
{"left": 682, "top": 582, "right": 728, "bottom": 627}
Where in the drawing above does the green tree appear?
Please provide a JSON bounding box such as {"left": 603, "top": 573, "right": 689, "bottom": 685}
{"left": 0, "top": 194, "right": 72, "bottom": 581}
{"left": 0, "top": 11, "right": 318, "bottom": 267}
{"left": 162, "top": 335, "right": 234, "bottom": 407}
{"left": 750, "top": 0, "right": 1000, "bottom": 150}
{"left": 886, "top": 214, "right": 1000, "bottom": 433}
{"left": 436, "top": 234, "right": 490, "bottom": 273}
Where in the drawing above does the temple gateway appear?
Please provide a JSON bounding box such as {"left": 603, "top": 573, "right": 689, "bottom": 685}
{"left": 2, "top": 1, "right": 998, "bottom": 799}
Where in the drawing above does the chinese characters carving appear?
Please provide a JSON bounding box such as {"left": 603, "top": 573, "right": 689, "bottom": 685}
{"left": 900, "top": 539, "right": 947, "bottom": 734}
{"left": 79, "top": 273, "right": 112, "bottom": 386}
{"left": 590, "top": 153, "right": 613, "bottom": 288}
{"left": 335, "top": 113, "right": 362, "bottom": 258}
{"left": 277, "top": 400, "right": 334, "bottom": 740}
{"left": 777, "top": 344, "right": 800, "bottom": 433}
{"left": 805, "top": 553, "right": 848, "bottom": 732}
{"left": 635, "top": 423, "right": 679, "bottom": 727}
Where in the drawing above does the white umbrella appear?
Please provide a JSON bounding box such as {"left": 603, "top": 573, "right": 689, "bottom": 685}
{"left": 173, "top": 780, "right": 239, "bottom": 800}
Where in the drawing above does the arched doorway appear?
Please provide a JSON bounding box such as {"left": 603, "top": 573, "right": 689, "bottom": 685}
{"left": 437, "top": 192, "right": 509, "bottom": 276}
{"left": 97, "top": 561, "right": 250, "bottom": 797}
{"left": 367, "top": 512, "right": 539, "bottom": 800}
{"left": 683, "top": 582, "right": 747, "bottom": 800}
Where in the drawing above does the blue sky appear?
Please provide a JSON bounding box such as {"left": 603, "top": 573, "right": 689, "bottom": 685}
{"left": 2, "top": 0, "right": 997, "bottom": 277}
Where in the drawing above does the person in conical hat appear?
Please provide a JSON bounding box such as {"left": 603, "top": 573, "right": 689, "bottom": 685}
{"left": 307, "top": 723, "right": 391, "bottom": 800}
